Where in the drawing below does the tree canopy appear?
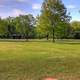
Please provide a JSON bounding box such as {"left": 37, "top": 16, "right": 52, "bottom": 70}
{"left": 0, "top": 0, "right": 79, "bottom": 40}
{"left": 36, "top": 0, "right": 71, "bottom": 41}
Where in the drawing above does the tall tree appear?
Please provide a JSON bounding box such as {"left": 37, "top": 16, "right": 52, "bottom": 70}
{"left": 5, "top": 17, "right": 16, "bottom": 38}
{"left": 0, "top": 18, "right": 8, "bottom": 38}
{"left": 71, "top": 21, "right": 80, "bottom": 39}
{"left": 14, "top": 14, "right": 35, "bottom": 40}
{"left": 37, "top": 0, "right": 71, "bottom": 42}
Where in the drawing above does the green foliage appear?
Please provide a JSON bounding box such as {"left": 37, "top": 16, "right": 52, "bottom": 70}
{"left": 0, "top": 19, "right": 7, "bottom": 35}
{"left": 71, "top": 21, "right": 80, "bottom": 30}
{"left": 36, "top": 0, "right": 71, "bottom": 40}
{"left": 71, "top": 21, "right": 80, "bottom": 39}
{"left": 0, "top": 0, "right": 79, "bottom": 40}
{"left": 0, "top": 14, "right": 35, "bottom": 39}
{"left": 14, "top": 15, "right": 35, "bottom": 38}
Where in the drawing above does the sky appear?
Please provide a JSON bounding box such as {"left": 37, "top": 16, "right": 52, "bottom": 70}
{"left": 0, "top": 0, "right": 80, "bottom": 21}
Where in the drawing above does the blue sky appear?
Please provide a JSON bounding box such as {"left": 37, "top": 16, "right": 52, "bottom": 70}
{"left": 0, "top": 0, "right": 80, "bottom": 21}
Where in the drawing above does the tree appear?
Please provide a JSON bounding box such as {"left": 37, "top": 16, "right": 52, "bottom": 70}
{"left": 6, "top": 17, "right": 16, "bottom": 38}
{"left": 71, "top": 21, "right": 80, "bottom": 39}
{"left": 71, "top": 21, "right": 80, "bottom": 30}
{"left": 14, "top": 14, "right": 35, "bottom": 40}
{"left": 37, "top": 0, "right": 71, "bottom": 42}
{"left": 0, "top": 18, "right": 7, "bottom": 38}
{"left": 36, "top": 15, "right": 52, "bottom": 40}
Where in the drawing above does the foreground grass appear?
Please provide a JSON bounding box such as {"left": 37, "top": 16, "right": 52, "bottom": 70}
{"left": 0, "top": 41, "right": 80, "bottom": 80}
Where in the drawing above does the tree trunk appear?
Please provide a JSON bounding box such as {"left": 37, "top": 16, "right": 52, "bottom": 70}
{"left": 46, "top": 33, "right": 49, "bottom": 40}
{"left": 52, "top": 28, "right": 55, "bottom": 42}
{"left": 26, "top": 33, "right": 29, "bottom": 41}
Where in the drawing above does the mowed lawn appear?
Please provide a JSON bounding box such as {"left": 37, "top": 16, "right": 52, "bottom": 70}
{"left": 0, "top": 41, "right": 80, "bottom": 80}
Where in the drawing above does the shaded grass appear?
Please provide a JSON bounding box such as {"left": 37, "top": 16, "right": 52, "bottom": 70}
{"left": 0, "top": 41, "right": 80, "bottom": 80}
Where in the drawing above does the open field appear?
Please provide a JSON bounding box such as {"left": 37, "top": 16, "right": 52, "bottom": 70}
{"left": 0, "top": 40, "right": 80, "bottom": 80}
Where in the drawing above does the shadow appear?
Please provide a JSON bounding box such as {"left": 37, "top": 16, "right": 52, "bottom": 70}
{"left": 0, "top": 39, "right": 27, "bottom": 42}
{"left": 0, "top": 39, "right": 80, "bottom": 45}
{"left": 0, "top": 39, "right": 51, "bottom": 43}
{"left": 62, "top": 42, "right": 80, "bottom": 45}
{"left": 55, "top": 39, "right": 80, "bottom": 45}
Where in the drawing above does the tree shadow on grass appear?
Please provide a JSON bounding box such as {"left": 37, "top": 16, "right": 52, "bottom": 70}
{"left": 55, "top": 39, "right": 80, "bottom": 45}
{"left": 0, "top": 39, "right": 51, "bottom": 43}
{"left": 0, "top": 39, "right": 80, "bottom": 45}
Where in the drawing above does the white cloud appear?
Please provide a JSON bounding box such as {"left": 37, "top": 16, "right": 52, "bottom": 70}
{"left": 32, "top": 3, "right": 41, "bottom": 10}
{"left": 1, "top": 9, "right": 27, "bottom": 18}
{"left": 11, "top": 9, "right": 27, "bottom": 17}
{"left": 16, "top": 0, "right": 26, "bottom": 2}
{"left": 66, "top": 5, "right": 76, "bottom": 9}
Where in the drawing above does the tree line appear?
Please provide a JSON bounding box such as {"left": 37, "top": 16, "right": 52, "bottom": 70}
{"left": 0, "top": 14, "right": 36, "bottom": 40}
{"left": 0, "top": 0, "right": 80, "bottom": 41}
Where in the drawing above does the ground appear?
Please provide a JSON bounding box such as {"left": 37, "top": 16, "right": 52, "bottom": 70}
{"left": 0, "top": 40, "right": 80, "bottom": 80}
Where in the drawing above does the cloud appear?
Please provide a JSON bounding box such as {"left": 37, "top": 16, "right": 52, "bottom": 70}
{"left": 32, "top": 3, "right": 41, "bottom": 10}
{"left": 66, "top": 5, "right": 76, "bottom": 9}
{"left": 16, "top": 0, "right": 31, "bottom": 4}
{"left": 1, "top": 9, "right": 27, "bottom": 18}
{"left": 16, "top": 0, "right": 26, "bottom": 2}
{"left": 11, "top": 9, "right": 27, "bottom": 17}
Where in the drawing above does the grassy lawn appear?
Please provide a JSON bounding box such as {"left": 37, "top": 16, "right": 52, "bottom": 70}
{"left": 0, "top": 40, "right": 80, "bottom": 80}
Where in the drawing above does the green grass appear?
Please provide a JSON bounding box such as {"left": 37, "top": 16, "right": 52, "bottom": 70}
{"left": 0, "top": 40, "right": 80, "bottom": 80}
